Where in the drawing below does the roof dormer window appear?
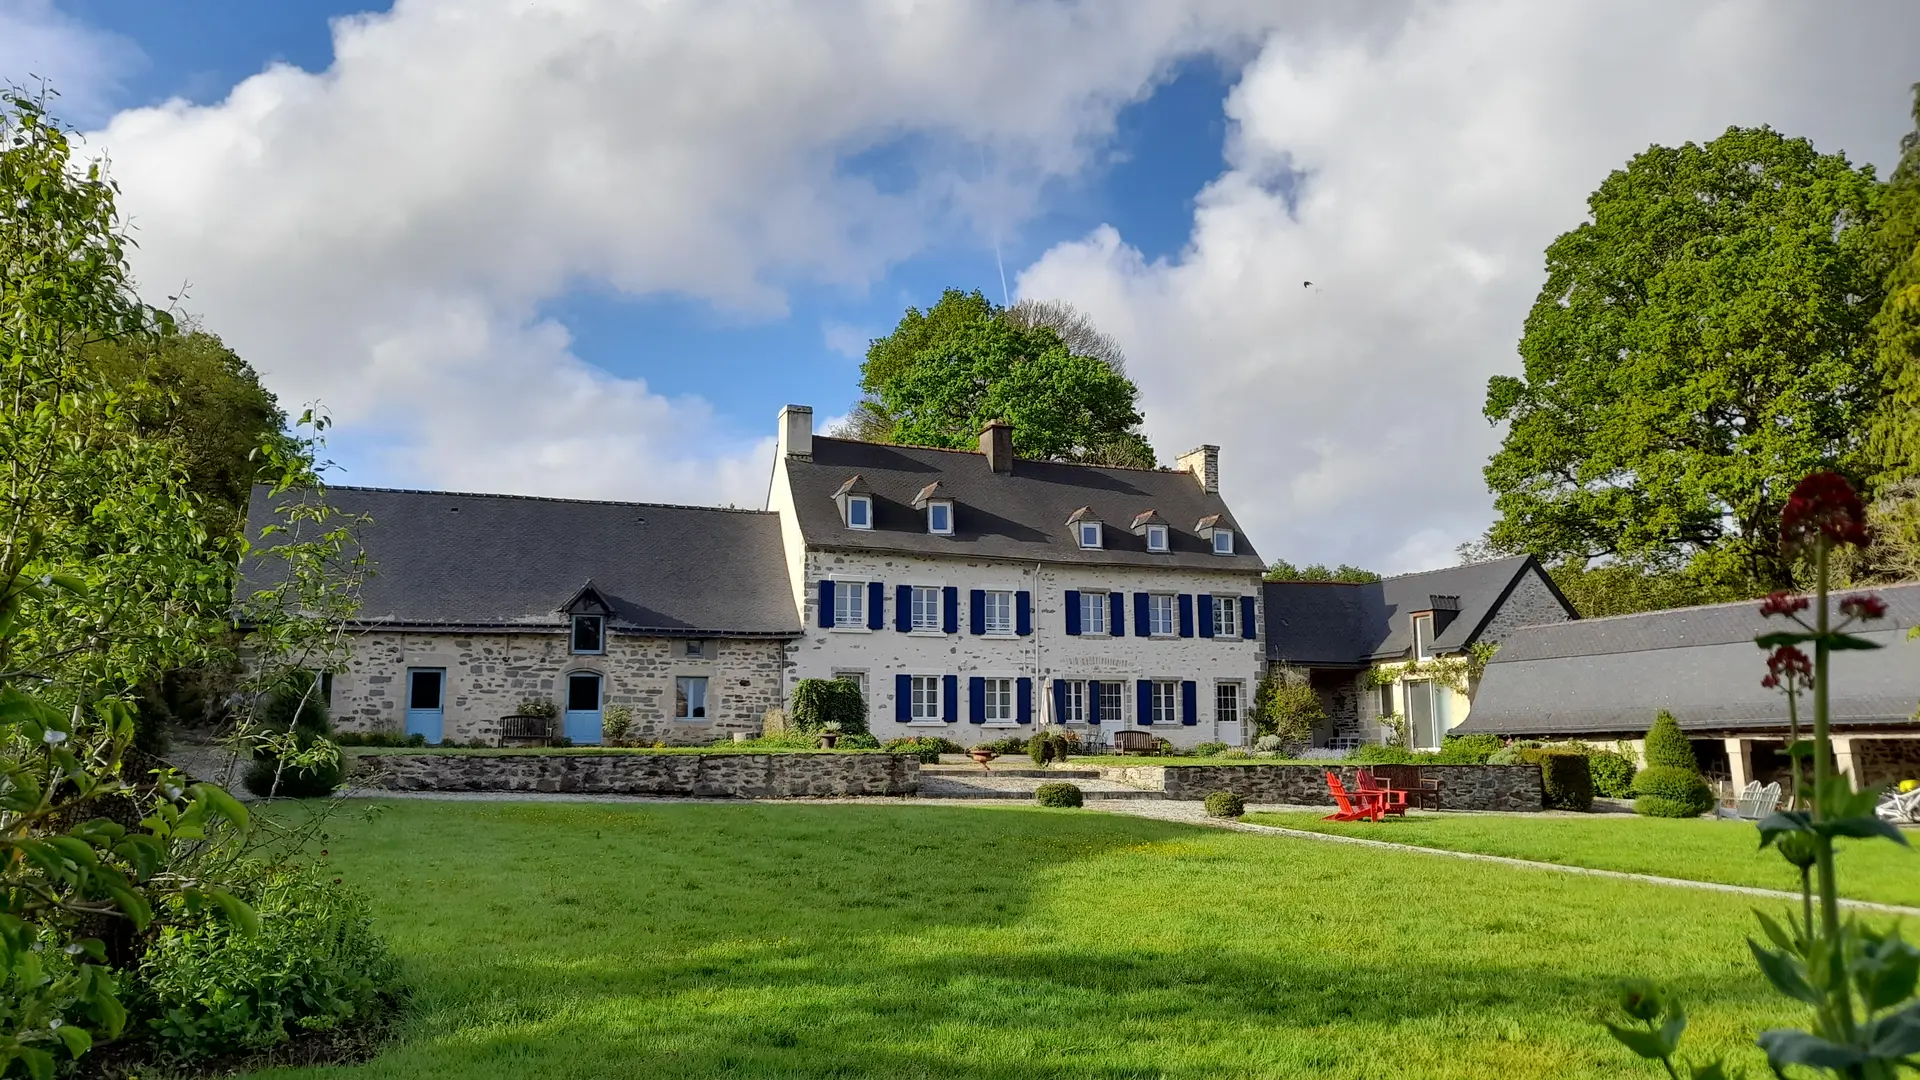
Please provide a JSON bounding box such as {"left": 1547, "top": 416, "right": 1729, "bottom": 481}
{"left": 1066, "top": 506, "right": 1104, "bottom": 550}
{"left": 1078, "top": 522, "right": 1102, "bottom": 549}
{"left": 1196, "top": 514, "right": 1233, "bottom": 555}
{"left": 1146, "top": 525, "right": 1169, "bottom": 552}
{"left": 1212, "top": 529, "right": 1234, "bottom": 555}
{"left": 571, "top": 614, "right": 605, "bottom": 655}
{"left": 847, "top": 495, "right": 872, "bottom": 529}
{"left": 1413, "top": 612, "right": 1435, "bottom": 661}
{"left": 927, "top": 500, "right": 953, "bottom": 535}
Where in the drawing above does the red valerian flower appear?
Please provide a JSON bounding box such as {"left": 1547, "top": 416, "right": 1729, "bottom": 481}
{"left": 1759, "top": 591, "right": 1810, "bottom": 618}
{"left": 1838, "top": 594, "right": 1888, "bottom": 621}
{"left": 1764, "top": 645, "right": 1814, "bottom": 691}
{"left": 1779, "top": 472, "right": 1871, "bottom": 552}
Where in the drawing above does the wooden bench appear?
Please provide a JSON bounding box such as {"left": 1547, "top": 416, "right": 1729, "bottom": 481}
{"left": 1369, "top": 763, "right": 1443, "bottom": 810}
{"left": 499, "top": 714, "right": 552, "bottom": 746}
{"left": 1110, "top": 730, "right": 1156, "bottom": 755}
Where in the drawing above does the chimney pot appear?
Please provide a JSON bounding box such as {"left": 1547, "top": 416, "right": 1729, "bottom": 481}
{"left": 1176, "top": 445, "right": 1219, "bottom": 494}
{"left": 778, "top": 404, "right": 813, "bottom": 458}
{"left": 980, "top": 420, "right": 1013, "bottom": 474}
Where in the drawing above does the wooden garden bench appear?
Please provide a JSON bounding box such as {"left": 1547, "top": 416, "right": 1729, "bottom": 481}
{"left": 1111, "top": 730, "right": 1155, "bottom": 755}
{"left": 499, "top": 714, "right": 552, "bottom": 746}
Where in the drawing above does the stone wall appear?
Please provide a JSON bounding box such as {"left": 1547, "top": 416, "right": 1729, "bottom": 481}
{"left": 1847, "top": 737, "right": 1920, "bottom": 788}
{"left": 1098, "top": 763, "right": 1545, "bottom": 812}
{"left": 366, "top": 751, "right": 919, "bottom": 797}
{"left": 332, "top": 630, "right": 788, "bottom": 745}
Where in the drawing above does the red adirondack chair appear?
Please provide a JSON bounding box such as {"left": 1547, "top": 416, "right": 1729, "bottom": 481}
{"left": 1324, "top": 771, "right": 1384, "bottom": 822}
{"left": 1355, "top": 768, "right": 1410, "bottom": 817}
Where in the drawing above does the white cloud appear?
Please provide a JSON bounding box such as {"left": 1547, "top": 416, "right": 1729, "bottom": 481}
{"left": 1017, "top": 0, "right": 1920, "bottom": 574}
{"left": 0, "top": 0, "right": 141, "bottom": 122}
{"left": 820, "top": 321, "right": 873, "bottom": 362}
{"left": 86, "top": 0, "right": 1290, "bottom": 506}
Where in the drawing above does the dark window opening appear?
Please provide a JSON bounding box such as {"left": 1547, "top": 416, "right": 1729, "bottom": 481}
{"left": 407, "top": 669, "right": 443, "bottom": 711}
{"left": 567, "top": 673, "right": 601, "bottom": 712}
{"left": 572, "top": 614, "right": 605, "bottom": 654}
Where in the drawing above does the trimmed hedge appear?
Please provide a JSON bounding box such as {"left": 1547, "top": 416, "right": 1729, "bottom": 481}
{"left": 1587, "top": 750, "right": 1636, "bottom": 798}
{"left": 1035, "top": 782, "right": 1083, "bottom": 808}
{"left": 1520, "top": 748, "right": 1593, "bottom": 811}
{"left": 1203, "top": 791, "right": 1246, "bottom": 819}
{"left": 882, "top": 736, "right": 961, "bottom": 764}
{"left": 1632, "top": 765, "right": 1715, "bottom": 818}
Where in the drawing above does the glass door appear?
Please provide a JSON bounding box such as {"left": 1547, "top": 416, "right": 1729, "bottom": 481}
{"left": 1406, "top": 679, "right": 1442, "bottom": 751}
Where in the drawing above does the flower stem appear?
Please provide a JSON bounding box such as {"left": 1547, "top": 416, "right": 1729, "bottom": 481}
{"left": 1810, "top": 539, "right": 1853, "bottom": 1038}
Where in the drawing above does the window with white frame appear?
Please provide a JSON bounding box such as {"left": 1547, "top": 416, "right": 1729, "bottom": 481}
{"left": 1079, "top": 592, "right": 1107, "bottom": 635}
{"left": 1151, "top": 680, "right": 1178, "bottom": 725}
{"left": 675, "top": 676, "right": 708, "bottom": 719}
{"left": 909, "top": 675, "right": 941, "bottom": 722}
{"left": 1145, "top": 524, "right": 1169, "bottom": 552}
{"left": 1377, "top": 682, "right": 1396, "bottom": 718}
{"left": 1212, "top": 529, "right": 1235, "bottom": 555}
{"left": 1212, "top": 595, "right": 1238, "bottom": 637}
{"left": 846, "top": 495, "right": 873, "bottom": 529}
{"left": 1078, "top": 522, "right": 1102, "bottom": 549}
{"left": 1061, "top": 681, "right": 1087, "bottom": 724}
{"left": 910, "top": 586, "right": 942, "bottom": 631}
{"left": 1099, "top": 681, "right": 1124, "bottom": 724}
{"left": 1413, "top": 613, "right": 1435, "bottom": 660}
{"left": 983, "top": 590, "right": 1014, "bottom": 635}
{"left": 982, "top": 677, "right": 1014, "bottom": 723}
{"left": 571, "top": 614, "right": 605, "bottom": 654}
{"left": 1215, "top": 681, "right": 1241, "bottom": 724}
{"left": 927, "top": 501, "right": 953, "bottom": 535}
{"left": 833, "top": 580, "right": 866, "bottom": 629}
{"left": 1147, "top": 593, "right": 1177, "bottom": 636}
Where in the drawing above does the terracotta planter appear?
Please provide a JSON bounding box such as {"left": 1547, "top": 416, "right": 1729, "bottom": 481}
{"left": 969, "top": 749, "right": 997, "bottom": 767}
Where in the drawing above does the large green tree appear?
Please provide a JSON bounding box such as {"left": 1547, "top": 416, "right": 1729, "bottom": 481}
{"left": 847, "top": 289, "right": 1155, "bottom": 467}
{"left": 1483, "top": 126, "right": 1888, "bottom": 592}
{"left": 1868, "top": 82, "right": 1920, "bottom": 488}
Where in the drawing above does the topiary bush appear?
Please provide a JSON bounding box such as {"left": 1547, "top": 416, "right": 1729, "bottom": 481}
{"left": 1028, "top": 733, "right": 1054, "bottom": 765}
{"left": 789, "top": 678, "right": 869, "bottom": 736}
{"left": 242, "top": 752, "right": 344, "bottom": 799}
{"left": 1632, "top": 765, "right": 1715, "bottom": 818}
{"left": 1034, "top": 782, "right": 1083, "bottom": 808}
{"left": 1642, "top": 710, "right": 1697, "bottom": 771}
{"left": 1203, "top": 790, "right": 1246, "bottom": 818}
{"left": 1522, "top": 749, "right": 1594, "bottom": 811}
{"left": 1048, "top": 733, "right": 1071, "bottom": 763}
{"left": 1587, "top": 750, "right": 1637, "bottom": 798}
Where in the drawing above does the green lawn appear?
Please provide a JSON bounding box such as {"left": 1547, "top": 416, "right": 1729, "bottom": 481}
{"left": 1244, "top": 811, "right": 1920, "bottom": 908}
{"left": 246, "top": 800, "right": 1861, "bottom": 1079}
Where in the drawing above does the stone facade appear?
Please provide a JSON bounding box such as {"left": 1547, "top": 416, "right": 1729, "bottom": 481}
{"left": 368, "top": 751, "right": 919, "bottom": 797}
{"left": 1841, "top": 736, "right": 1920, "bottom": 789}
{"left": 1097, "top": 763, "right": 1546, "bottom": 812}
{"left": 331, "top": 629, "right": 787, "bottom": 745}
{"left": 783, "top": 548, "right": 1265, "bottom": 749}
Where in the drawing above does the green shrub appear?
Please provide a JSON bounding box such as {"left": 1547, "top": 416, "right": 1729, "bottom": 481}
{"left": 836, "top": 733, "right": 880, "bottom": 749}
{"left": 132, "top": 865, "right": 406, "bottom": 1062}
{"left": 790, "top": 678, "right": 869, "bottom": 736}
{"left": 1522, "top": 749, "right": 1594, "bottom": 811}
{"left": 258, "top": 671, "right": 331, "bottom": 741}
{"left": 1253, "top": 734, "right": 1285, "bottom": 752}
{"left": 1203, "top": 790, "right": 1246, "bottom": 818}
{"left": 242, "top": 750, "right": 344, "bottom": 799}
{"left": 1192, "top": 741, "right": 1230, "bottom": 758}
{"left": 1034, "top": 782, "right": 1083, "bottom": 808}
{"left": 1028, "top": 733, "right": 1054, "bottom": 765}
{"left": 1588, "top": 750, "right": 1637, "bottom": 798}
{"left": 1049, "top": 733, "right": 1071, "bottom": 763}
{"left": 1643, "top": 710, "right": 1697, "bottom": 771}
{"left": 1348, "top": 743, "right": 1436, "bottom": 765}
{"left": 979, "top": 736, "right": 1028, "bottom": 756}
{"left": 1434, "top": 733, "right": 1503, "bottom": 764}
{"left": 1632, "top": 765, "right": 1715, "bottom": 818}
{"left": 881, "top": 736, "right": 960, "bottom": 763}
{"left": 331, "top": 730, "right": 416, "bottom": 748}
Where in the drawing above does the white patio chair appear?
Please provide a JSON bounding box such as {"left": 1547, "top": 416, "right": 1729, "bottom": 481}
{"left": 1715, "top": 781, "right": 1762, "bottom": 820}
{"left": 1877, "top": 788, "right": 1920, "bottom": 826}
{"left": 1748, "top": 782, "right": 1781, "bottom": 820}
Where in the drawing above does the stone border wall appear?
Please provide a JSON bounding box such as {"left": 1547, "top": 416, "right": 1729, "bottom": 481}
{"left": 365, "top": 752, "right": 919, "bottom": 798}
{"left": 1098, "top": 764, "right": 1545, "bottom": 812}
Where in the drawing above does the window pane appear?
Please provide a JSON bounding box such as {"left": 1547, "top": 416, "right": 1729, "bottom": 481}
{"left": 835, "top": 581, "right": 864, "bottom": 627}
{"left": 1080, "top": 524, "right": 1100, "bottom": 548}
{"left": 1063, "top": 682, "right": 1086, "bottom": 724}
{"left": 1213, "top": 596, "right": 1237, "bottom": 636}
{"left": 985, "top": 591, "right": 1012, "bottom": 633}
{"left": 910, "top": 675, "right": 939, "bottom": 720}
{"left": 1099, "top": 682, "right": 1123, "bottom": 722}
{"left": 1148, "top": 526, "right": 1167, "bottom": 550}
{"left": 848, "top": 497, "right": 869, "bottom": 526}
{"left": 929, "top": 504, "right": 949, "bottom": 532}
{"left": 1213, "top": 531, "right": 1233, "bottom": 554}
{"left": 912, "top": 586, "right": 940, "bottom": 630}
{"left": 1414, "top": 614, "right": 1433, "bottom": 659}
{"left": 408, "top": 670, "right": 442, "bottom": 710}
{"left": 1149, "top": 594, "right": 1175, "bottom": 635}
{"left": 677, "top": 677, "right": 708, "bottom": 718}
{"left": 1216, "top": 682, "right": 1240, "bottom": 721}
{"left": 1081, "top": 593, "right": 1105, "bottom": 635}
{"left": 572, "top": 615, "right": 602, "bottom": 653}
{"left": 1152, "top": 682, "right": 1176, "bottom": 724}
{"left": 567, "top": 673, "right": 600, "bottom": 712}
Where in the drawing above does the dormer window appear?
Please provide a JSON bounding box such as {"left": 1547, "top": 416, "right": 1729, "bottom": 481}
{"left": 1146, "top": 525, "right": 1169, "bottom": 552}
{"left": 846, "top": 495, "right": 872, "bottom": 529}
{"left": 571, "top": 614, "right": 605, "bottom": 655}
{"left": 1066, "top": 506, "right": 1105, "bottom": 550}
{"left": 1212, "top": 529, "right": 1235, "bottom": 555}
{"left": 1413, "top": 612, "right": 1435, "bottom": 661}
{"left": 927, "top": 501, "right": 953, "bottom": 535}
{"left": 1196, "top": 514, "right": 1232, "bottom": 555}
{"left": 1078, "top": 522, "right": 1102, "bottom": 549}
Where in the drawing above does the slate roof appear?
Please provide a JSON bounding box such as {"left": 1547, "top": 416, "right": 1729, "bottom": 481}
{"left": 1265, "top": 555, "right": 1564, "bottom": 666}
{"left": 241, "top": 486, "right": 801, "bottom": 636}
{"left": 1458, "top": 583, "right": 1920, "bottom": 736}
{"left": 782, "top": 437, "right": 1266, "bottom": 572}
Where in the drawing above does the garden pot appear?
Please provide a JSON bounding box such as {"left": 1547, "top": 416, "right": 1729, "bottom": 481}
{"left": 970, "top": 749, "right": 997, "bottom": 767}
{"left": 818, "top": 733, "right": 840, "bottom": 748}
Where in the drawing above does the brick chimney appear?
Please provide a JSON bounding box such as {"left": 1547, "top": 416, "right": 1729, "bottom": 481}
{"left": 1176, "top": 445, "right": 1219, "bottom": 494}
{"left": 778, "top": 404, "right": 812, "bottom": 459}
{"left": 980, "top": 420, "right": 1013, "bottom": 474}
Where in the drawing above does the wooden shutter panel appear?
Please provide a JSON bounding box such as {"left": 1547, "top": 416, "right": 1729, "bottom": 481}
{"left": 943, "top": 587, "right": 959, "bottom": 634}
{"left": 1177, "top": 594, "right": 1194, "bottom": 638}
{"left": 868, "top": 581, "right": 885, "bottom": 630}
{"left": 1109, "top": 592, "right": 1124, "bottom": 637}
{"left": 1086, "top": 680, "right": 1102, "bottom": 724}
{"left": 1133, "top": 592, "right": 1150, "bottom": 637}
{"left": 1052, "top": 679, "right": 1067, "bottom": 724}
{"left": 1181, "top": 680, "right": 1198, "bottom": 725}
{"left": 968, "top": 677, "right": 986, "bottom": 723}
{"left": 969, "top": 590, "right": 986, "bottom": 635}
{"left": 1197, "top": 594, "right": 1215, "bottom": 638}
{"left": 1063, "top": 590, "right": 1081, "bottom": 635}
{"left": 1241, "top": 595, "right": 1257, "bottom": 640}
{"left": 1016, "top": 678, "right": 1032, "bottom": 724}
{"left": 1016, "top": 591, "right": 1032, "bottom": 636}
{"left": 895, "top": 674, "right": 911, "bottom": 722}
{"left": 817, "top": 580, "right": 834, "bottom": 628}
{"left": 1136, "top": 680, "right": 1153, "bottom": 725}
{"left": 942, "top": 675, "right": 958, "bottom": 722}
{"left": 895, "top": 585, "right": 912, "bottom": 633}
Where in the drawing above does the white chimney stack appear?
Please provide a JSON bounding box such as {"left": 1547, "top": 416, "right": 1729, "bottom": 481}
{"left": 1176, "top": 445, "right": 1219, "bottom": 494}
{"left": 778, "top": 404, "right": 813, "bottom": 459}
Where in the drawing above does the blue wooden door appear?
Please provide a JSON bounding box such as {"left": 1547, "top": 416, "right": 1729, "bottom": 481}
{"left": 405, "top": 668, "right": 445, "bottom": 743}
{"left": 563, "top": 672, "right": 603, "bottom": 745}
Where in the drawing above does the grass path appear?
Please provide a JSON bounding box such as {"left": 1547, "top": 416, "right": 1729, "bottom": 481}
{"left": 249, "top": 800, "right": 1868, "bottom": 1079}
{"left": 1243, "top": 811, "right": 1920, "bottom": 907}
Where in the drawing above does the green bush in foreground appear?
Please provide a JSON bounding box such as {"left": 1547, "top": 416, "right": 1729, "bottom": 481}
{"left": 1034, "top": 782, "right": 1083, "bottom": 808}
{"left": 243, "top": 753, "right": 344, "bottom": 799}
{"left": 1631, "top": 765, "right": 1715, "bottom": 818}
{"left": 1203, "top": 790, "right": 1246, "bottom": 819}
{"left": 1642, "top": 710, "right": 1697, "bottom": 771}
{"left": 1587, "top": 750, "right": 1637, "bottom": 798}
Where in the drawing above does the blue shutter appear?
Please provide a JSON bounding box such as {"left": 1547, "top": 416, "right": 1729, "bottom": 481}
{"left": 969, "top": 590, "right": 986, "bottom": 635}
{"left": 1137, "top": 680, "right": 1154, "bottom": 725}
{"left": 942, "top": 587, "right": 959, "bottom": 634}
{"left": 1241, "top": 595, "right": 1257, "bottom": 640}
{"left": 1109, "top": 592, "right": 1125, "bottom": 637}
{"left": 1178, "top": 594, "right": 1194, "bottom": 638}
{"left": 817, "top": 580, "right": 835, "bottom": 628}
{"left": 868, "top": 581, "right": 886, "bottom": 630}
{"left": 1015, "top": 591, "right": 1032, "bottom": 636}
{"left": 968, "top": 677, "right": 986, "bottom": 723}
{"left": 1181, "top": 680, "right": 1198, "bottom": 725}
{"left": 895, "top": 585, "right": 912, "bottom": 633}
{"left": 1133, "top": 592, "right": 1150, "bottom": 637}
{"left": 1016, "top": 678, "right": 1032, "bottom": 724}
{"left": 1086, "top": 680, "right": 1102, "bottom": 725}
{"left": 894, "top": 674, "right": 911, "bottom": 722}
{"left": 1052, "top": 679, "right": 1067, "bottom": 724}
{"left": 943, "top": 675, "right": 958, "bottom": 722}
{"left": 1197, "top": 594, "right": 1215, "bottom": 638}
{"left": 1064, "top": 590, "right": 1082, "bottom": 636}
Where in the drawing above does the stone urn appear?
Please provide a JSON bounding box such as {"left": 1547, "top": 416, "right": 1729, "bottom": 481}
{"left": 969, "top": 748, "right": 997, "bottom": 768}
{"left": 817, "top": 732, "right": 840, "bottom": 749}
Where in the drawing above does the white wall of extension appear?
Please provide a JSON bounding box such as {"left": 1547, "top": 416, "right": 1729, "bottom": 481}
{"left": 784, "top": 548, "right": 1265, "bottom": 748}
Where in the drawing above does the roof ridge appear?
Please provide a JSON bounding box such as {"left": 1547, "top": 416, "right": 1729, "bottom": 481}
{"left": 810, "top": 435, "right": 1183, "bottom": 476}
{"left": 317, "top": 485, "right": 776, "bottom": 516}
{"left": 1376, "top": 554, "right": 1527, "bottom": 584}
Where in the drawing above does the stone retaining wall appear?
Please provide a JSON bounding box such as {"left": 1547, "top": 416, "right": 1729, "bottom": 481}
{"left": 1098, "top": 764, "right": 1545, "bottom": 812}
{"left": 365, "top": 752, "right": 919, "bottom": 798}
